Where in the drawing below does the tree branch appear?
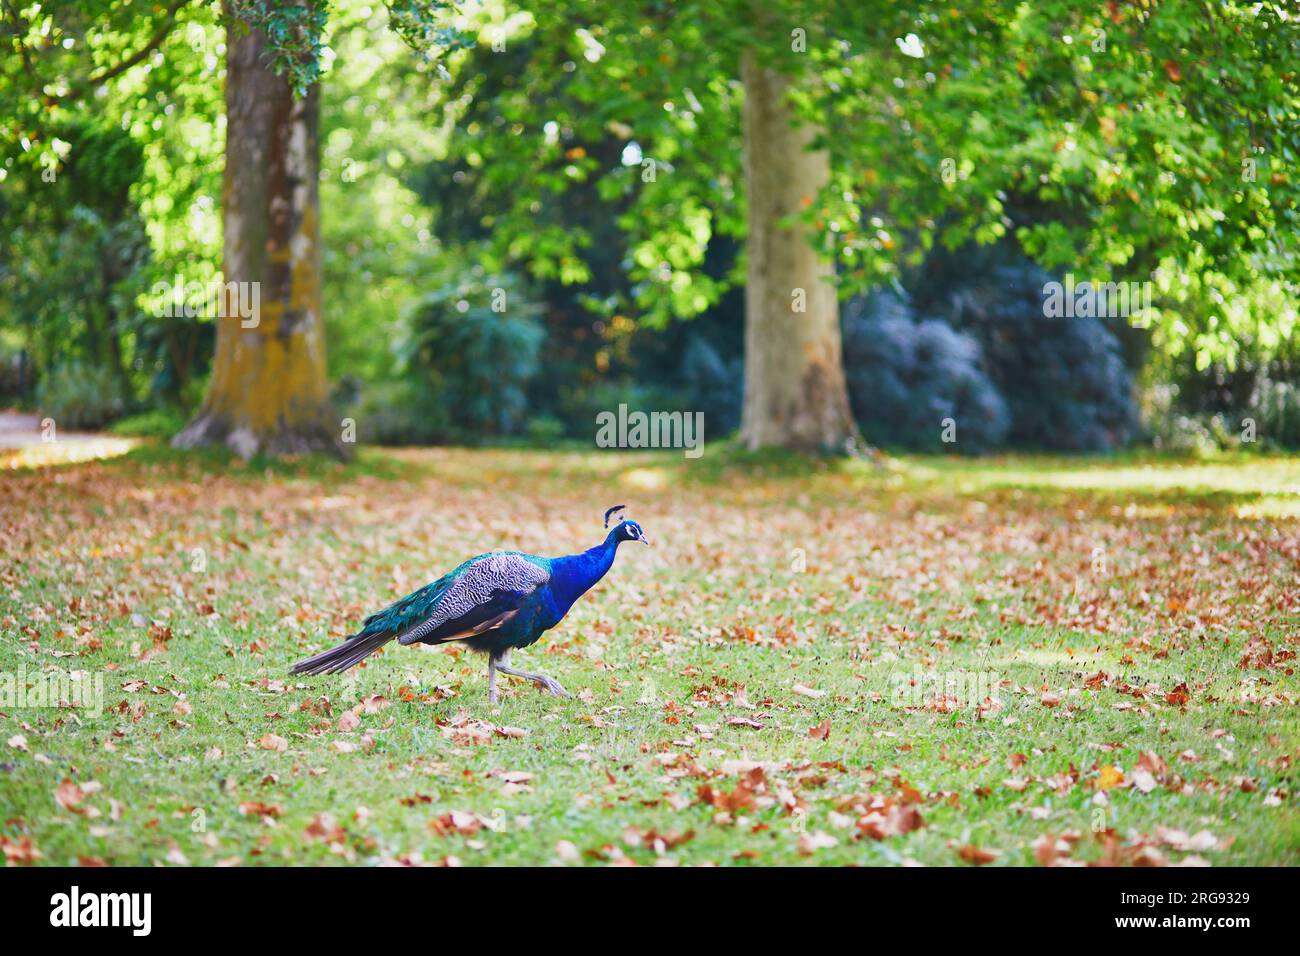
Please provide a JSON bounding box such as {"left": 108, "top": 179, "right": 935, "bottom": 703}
{"left": 24, "top": 0, "right": 196, "bottom": 107}
{"left": 79, "top": 0, "right": 195, "bottom": 91}
{"left": 1, "top": 0, "right": 40, "bottom": 86}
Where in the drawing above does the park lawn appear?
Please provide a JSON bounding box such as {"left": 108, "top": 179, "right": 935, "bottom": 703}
{"left": 1, "top": 445, "right": 1296, "bottom": 866}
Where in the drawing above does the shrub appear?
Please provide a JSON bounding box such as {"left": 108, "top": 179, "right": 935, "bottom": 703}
{"left": 108, "top": 406, "right": 188, "bottom": 439}
{"left": 35, "top": 362, "right": 126, "bottom": 430}
{"left": 523, "top": 415, "right": 566, "bottom": 447}
{"left": 350, "top": 379, "right": 446, "bottom": 447}
{"left": 680, "top": 336, "right": 743, "bottom": 437}
{"left": 395, "top": 272, "right": 544, "bottom": 443}
{"left": 1157, "top": 355, "right": 1300, "bottom": 450}
{"left": 1149, "top": 414, "right": 1239, "bottom": 456}
{"left": 569, "top": 380, "right": 692, "bottom": 445}
{"left": 934, "top": 257, "right": 1139, "bottom": 452}
{"left": 842, "top": 289, "right": 1009, "bottom": 453}
{"left": 0, "top": 348, "right": 32, "bottom": 403}
{"left": 1249, "top": 376, "right": 1300, "bottom": 449}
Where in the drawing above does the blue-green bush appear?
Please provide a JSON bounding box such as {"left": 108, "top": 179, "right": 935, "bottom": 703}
{"left": 842, "top": 290, "right": 1009, "bottom": 453}
{"left": 680, "top": 336, "right": 743, "bottom": 437}
{"left": 920, "top": 252, "right": 1139, "bottom": 452}
{"left": 391, "top": 271, "right": 544, "bottom": 443}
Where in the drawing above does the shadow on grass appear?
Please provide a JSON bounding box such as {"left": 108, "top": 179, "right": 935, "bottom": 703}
{"left": 676, "top": 439, "right": 882, "bottom": 481}
{"left": 962, "top": 481, "right": 1280, "bottom": 514}
{"left": 92, "top": 440, "right": 427, "bottom": 484}
{"left": 12, "top": 437, "right": 1297, "bottom": 518}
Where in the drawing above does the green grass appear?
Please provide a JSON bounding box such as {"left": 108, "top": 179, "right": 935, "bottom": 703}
{"left": 1, "top": 446, "right": 1296, "bottom": 866}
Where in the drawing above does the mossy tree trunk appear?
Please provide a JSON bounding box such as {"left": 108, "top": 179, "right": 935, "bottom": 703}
{"left": 738, "top": 51, "right": 862, "bottom": 454}
{"left": 173, "top": 12, "right": 343, "bottom": 459}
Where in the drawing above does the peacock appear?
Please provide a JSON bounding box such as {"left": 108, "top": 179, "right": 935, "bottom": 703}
{"left": 291, "top": 506, "right": 650, "bottom": 702}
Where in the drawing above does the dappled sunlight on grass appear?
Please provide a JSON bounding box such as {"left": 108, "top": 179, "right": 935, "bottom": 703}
{"left": 996, "top": 649, "right": 1117, "bottom": 670}
{"left": 984, "top": 460, "right": 1298, "bottom": 495}
{"left": 886, "top": 453, "right": 1300, "bottom": 516}
{"left": 618, "top": 465, "right": 673, "bottom": 492}
{"left": 1233, "top": 498, "right": 1300, "bottom": 520}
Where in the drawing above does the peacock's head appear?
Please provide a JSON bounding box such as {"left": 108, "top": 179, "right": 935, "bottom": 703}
{"left": 604, "top": 505, "right": 651, "bottom": 546}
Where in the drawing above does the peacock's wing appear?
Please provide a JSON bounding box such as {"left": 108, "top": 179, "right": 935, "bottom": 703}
{"left": 369, "top": 552, "right": 549, "bottom": 647}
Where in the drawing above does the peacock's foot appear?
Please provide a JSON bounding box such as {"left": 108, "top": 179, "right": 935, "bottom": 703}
{"left": 497, "top": 657, "right": 569, "bottom": 698}
{"left": 534, "top": 675, "right": 570, "bottom": 697}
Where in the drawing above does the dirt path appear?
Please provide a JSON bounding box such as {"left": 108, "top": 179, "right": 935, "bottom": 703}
{"left": 0, "top": 409, "right": 137, "bottom": 468}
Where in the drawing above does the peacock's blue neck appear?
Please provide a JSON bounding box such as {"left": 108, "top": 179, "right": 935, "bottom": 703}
{"left": 549, "top": 530, "right": 620, "bottom": 614}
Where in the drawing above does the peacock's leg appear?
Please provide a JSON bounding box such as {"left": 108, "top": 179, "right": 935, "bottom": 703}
{"left": 487, "top": 653, "right": 500, "bottom": 704}
{"left": 496, "top": 649, "right": 570, "bottom": 698}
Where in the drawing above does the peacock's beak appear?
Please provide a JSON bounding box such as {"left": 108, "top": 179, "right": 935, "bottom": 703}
{"left": 640, "top": 533, "right": 652, "bottom": 546}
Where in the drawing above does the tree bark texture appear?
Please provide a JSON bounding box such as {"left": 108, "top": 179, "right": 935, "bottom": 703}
{"left": 174, "top": 9, "right": 342, "bottom": 459}
{"left": 738, "top": 51, "right": 861, "bottom": 454}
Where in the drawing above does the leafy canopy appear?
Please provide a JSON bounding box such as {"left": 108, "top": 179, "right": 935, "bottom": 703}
{"left": 2, "top": 0, "right": 1296, "bottom": 373}
{"left": 428, "top": 0, "right": 1297, "bottom": 365}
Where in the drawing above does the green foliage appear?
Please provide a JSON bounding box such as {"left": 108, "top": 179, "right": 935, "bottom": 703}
{"left": 523, "top": 414, "right": 567, "bottom": 447}
{"left": 1252, "top": 377, "right": 1300, "bottom": 450}
{"left": 0, "top": 344, "right": 30, "bottom": 403}
{"left": 818, "top": 1, "right": 1298, "bottom": 371}
{"left": 227, "top": 0, "right": 332, "bottom": 96}
{"left": 108, "top": 406, "right": 190, "bottom": 439}
{"left": 1145, "top": 281, "right": 1300, "bottom": 451}
{"left": 351, "top": 378, "right": 448, "bottom": 446}
{"left": 423, "top": 0, "right": 1298, "bottom": 364}
{"left": 35, "top": 361, "right": 127, "bottom": 429}
{"left": 0, "top": 1, "right": 225, "bottom": 408}
{"left": 1149, "top": 371, "right": 1300, "bottom": 453}
{"left": 4, "top": 0, "right": 1297, "bottom": 448}
{"left": 0, "top": 0, "right": 193, "bottom": 153}
{"left": 392, "top": 270, "right": 544, "bottom": 442}
{"left": 424, "top": 6, "right": 745, "bottom": 327}
{"left": 0, "top": 114, "right": 154, "bottom": 401}
{"left": 225, "top": 0, "right": 464, "bottom": 97}
{"left": 320, "top": 3, "right": 451, "bottom": 384}
{"left": 680, "top": 336, "right": 743, "bottom": 436}
{"left": 384, "top": 0, "right": 469, "bottom": 63}
{"left": 1144, "top": 399, "right": 1246, "bottom": 456}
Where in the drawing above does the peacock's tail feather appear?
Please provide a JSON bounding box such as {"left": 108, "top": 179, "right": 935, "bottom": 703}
{"left": 290, "top": 629, "right": 394, "bottom": 676}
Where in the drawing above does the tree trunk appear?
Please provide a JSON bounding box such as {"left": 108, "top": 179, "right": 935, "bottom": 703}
{"left": 173, "top": 11, "right": 343, "bottom": 459}
{"left": 738, "top": 51, "right": 861, "bottom": 454}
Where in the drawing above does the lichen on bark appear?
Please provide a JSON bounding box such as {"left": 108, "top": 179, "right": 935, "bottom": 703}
{"left": 174, "top": 9, "right": 345, "bottom": 461}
